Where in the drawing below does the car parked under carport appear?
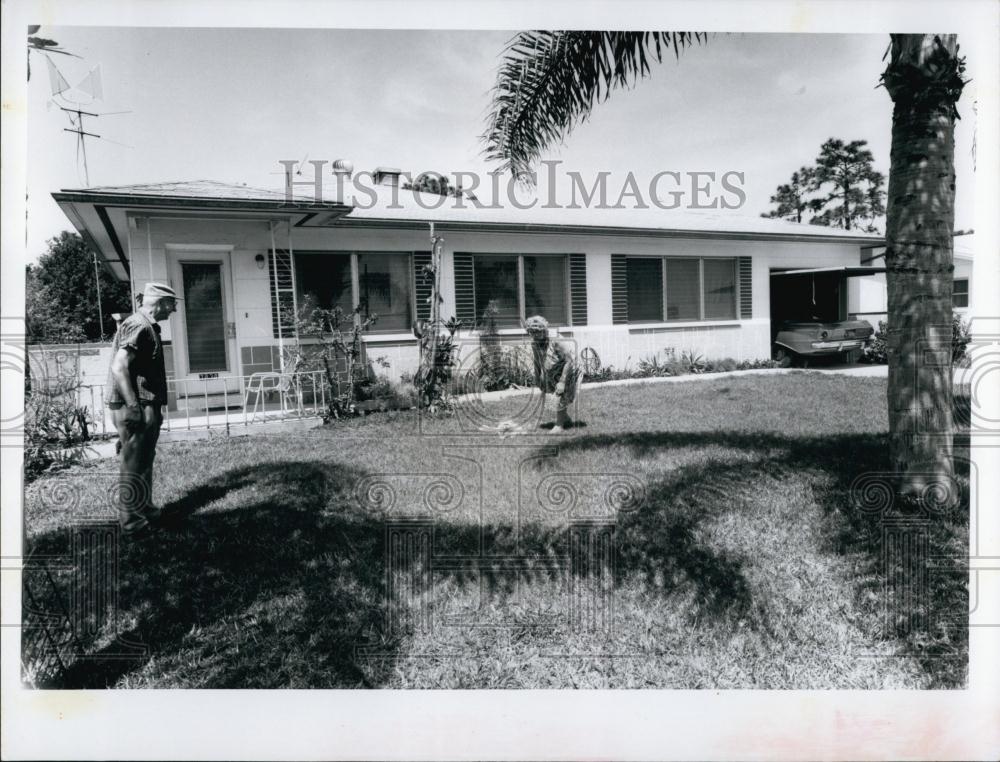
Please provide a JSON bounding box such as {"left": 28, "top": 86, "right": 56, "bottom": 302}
{"left": 769, "top": 266, "right": 884, "bottom": 367}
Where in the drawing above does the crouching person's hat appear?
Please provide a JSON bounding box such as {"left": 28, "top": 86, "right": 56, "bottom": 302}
{"left": 524, "top": 315, "right": 549, "bottom": 332}
{"left": 142, "top": 283, "right": 182, "bottom": 301}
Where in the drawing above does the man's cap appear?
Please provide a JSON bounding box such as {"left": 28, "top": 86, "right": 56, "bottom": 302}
{"left": 143, "top": 283, "right": 182, "bottom": 301}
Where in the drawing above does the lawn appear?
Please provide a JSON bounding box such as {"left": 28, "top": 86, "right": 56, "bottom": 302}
{"left": 22, "top": 372, "right": 969, "bottom": 688}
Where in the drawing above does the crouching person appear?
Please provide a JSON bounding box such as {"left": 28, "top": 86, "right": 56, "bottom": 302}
{"left": 105, "top": 283, "right": 180, "bottom": 538}
{"left": 525, "top": 315, "right": 579, "bottom": 433}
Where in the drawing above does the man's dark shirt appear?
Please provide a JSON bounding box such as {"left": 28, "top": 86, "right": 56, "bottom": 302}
{"left": 105, "top": 312, "right": 168, "bottom": 407}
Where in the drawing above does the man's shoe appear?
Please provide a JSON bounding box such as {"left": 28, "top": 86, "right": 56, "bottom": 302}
{"left": 143, "top": 505, "right": 164, "bottom": 523}
{"left": 123, "top": 521, "right": 155, "bottom": 541}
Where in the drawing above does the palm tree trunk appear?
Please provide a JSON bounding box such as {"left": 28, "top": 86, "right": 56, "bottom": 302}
{"left": 882, "top": 34, "right": 966, "bottom": 501}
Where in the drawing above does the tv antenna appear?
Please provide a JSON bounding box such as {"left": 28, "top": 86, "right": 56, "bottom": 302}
{"left": 45, "top": 56, "right": 131, "bottom": 186}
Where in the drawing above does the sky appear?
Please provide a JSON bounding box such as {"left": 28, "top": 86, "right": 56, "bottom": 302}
{"left": 26, "top": 28, "right": 980, "bottom": 261}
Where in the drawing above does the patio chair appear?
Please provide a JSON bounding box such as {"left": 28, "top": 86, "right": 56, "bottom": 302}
{"left": 243, "top": 355, "right": 304, "bottom": 421}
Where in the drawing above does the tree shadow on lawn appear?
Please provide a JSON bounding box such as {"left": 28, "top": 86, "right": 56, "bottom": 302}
{"left": 554, "top": 428, "right": 970, "bottom": 687}
{"left": 27, "top": 461, "right": 395, "bottom": 688}
{"left": 25, "top": 453, "right": 761, "bottom": 688}
{"left": 24, "top": 424, "right": 968, "bottom": 688}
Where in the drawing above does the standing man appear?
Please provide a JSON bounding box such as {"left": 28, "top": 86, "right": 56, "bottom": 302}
{"left": 105, "top": 283, "right": 180, "bottom": 537}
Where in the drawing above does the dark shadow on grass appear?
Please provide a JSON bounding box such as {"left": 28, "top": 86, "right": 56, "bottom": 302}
{"left": 26, "top": 461, "right": 395, "bottom": 688}
{"left": 550, "top": 427, "right": 970, "bottom": 687}
{"left": 24, "top": 396, "right": 970, "bottom": 688}
{"left": 23, "top": 451, "right": 757, "bottom": 687}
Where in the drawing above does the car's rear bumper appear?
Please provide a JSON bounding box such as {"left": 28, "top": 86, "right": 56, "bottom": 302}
{"left": 774, "top": 339, "right": 866, "bottom": 356}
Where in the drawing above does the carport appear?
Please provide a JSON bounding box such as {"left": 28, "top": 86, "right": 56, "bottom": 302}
{"left": 769, "top": 265, "right": 887, "bottom": 364}
{"left": 770, "top": 265, "right": 887, "bottom": 325}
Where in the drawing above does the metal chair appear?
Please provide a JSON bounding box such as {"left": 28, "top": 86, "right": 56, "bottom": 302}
{"left": 243, "top": 354, "right": 303, "bottom": 421}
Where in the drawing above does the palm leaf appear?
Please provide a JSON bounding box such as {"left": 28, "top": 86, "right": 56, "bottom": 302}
{"left": 482, "top": 31, "right": 707, "bottom": 182}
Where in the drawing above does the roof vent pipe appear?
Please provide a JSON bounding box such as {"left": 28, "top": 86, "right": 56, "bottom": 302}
{"left": 332, "top": 159, "right": 354, "bottom": 179}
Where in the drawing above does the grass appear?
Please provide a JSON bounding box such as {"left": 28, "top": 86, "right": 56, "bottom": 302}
{"left": 22, "top": 372, "right": 969, "bottom": 688}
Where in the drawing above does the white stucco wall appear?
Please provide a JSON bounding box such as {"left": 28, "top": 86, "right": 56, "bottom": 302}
{"left": 125, "top": 217, "right": 868, "bottom": 381}
{"left": 848, "top": 256, "right": 974, "bottom": 322}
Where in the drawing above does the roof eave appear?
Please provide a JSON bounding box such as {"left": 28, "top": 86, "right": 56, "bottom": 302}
{"left": 51, "top": 190, "right": 352, "bottom": 213}
{"left": 328, "top": 215, "right": 885, "bottom": 244}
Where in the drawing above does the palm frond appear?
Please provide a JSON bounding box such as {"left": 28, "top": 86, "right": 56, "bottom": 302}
{"left": 482, "top": 31, "right": 707, "bottom": 182}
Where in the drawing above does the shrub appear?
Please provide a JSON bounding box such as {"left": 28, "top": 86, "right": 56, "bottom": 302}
{"left": 735, "top": 358, "right": 781, "bottom": 370}
{"left": 863, "top": 320, "right": 890, "bottom": 364}
{"left": 706, "top": 357, "right": 740, "bottom": 372}
{"left": 413, "top": 317, "right": 462, "bottom": 410}
{"left": 862, "top": 310, "right": 970, "bottom": 365}
{"left": 357, "top": 376, "right": 418, "bottom": 410}
{"left": 24, "top": 387, "right": 94, "bottom": 481}
{"left": 952, "top": 312, "right": 971, "bottom": 364}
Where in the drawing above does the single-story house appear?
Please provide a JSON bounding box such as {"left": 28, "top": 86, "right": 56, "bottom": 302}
{"left": 53, "top": 172, "right": 947, "bottom": 414}
{"left": 849, "top": 236, "right": 975, "bottom": 323}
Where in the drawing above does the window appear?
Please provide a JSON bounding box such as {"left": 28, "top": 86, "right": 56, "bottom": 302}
{"left": 293, "top": 251, "right": 412, "bottom": 332}
{"left": 623, "top": 256, "right": 737, "bottom": 322}
{"left": 524, "top": 255, "right": 569, "bottom": 325}
{"left": 473, "top": 255, "right": 520, "bottom": 327}
{"left": 626, "top": 258, "right": 663, "bottom": 322}
{"left": 467, "top": 253, "right": 569, "bottom": 327}
{"left": 296, "top": 253, "right": 352, "bottom": 314}
{"left": 666, "top": 258, "right": 701, "bottom": 320}
{"left": 703, "top": 258, "right": 737, "bottom": 319}
{"left": 358, "top": 253, "right": 412, "bottom": 331}
{"left": 954, "top": 278, "right": 969, "bottom": 308}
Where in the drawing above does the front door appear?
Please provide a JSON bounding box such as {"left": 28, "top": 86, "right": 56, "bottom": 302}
{"left": 167, "top": 247, "right": 239, "bottom": 393}
{"left": 181, "top": 262, "right": 229, "bottom": 373}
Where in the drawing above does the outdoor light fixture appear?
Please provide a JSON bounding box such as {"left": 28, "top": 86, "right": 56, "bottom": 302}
{"left": 255, "top": 253, "right": 266, "bottom": 269}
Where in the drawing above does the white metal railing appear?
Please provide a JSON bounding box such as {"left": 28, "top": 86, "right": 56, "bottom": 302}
{"left": 165, "top": 370, "right": 329, "bottom": 432}
{"left": 70, "top": 370, "right": 332, "bottom": 436}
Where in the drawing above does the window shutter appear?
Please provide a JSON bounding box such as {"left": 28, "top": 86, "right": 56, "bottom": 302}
{"left": 611, "top": 254, "right": 628, "bottom": 324}
{"left": 738, "top": 256, "right": 753, "bottom": 319}
{"left": 413, "top": 251, "right": 433, "bottom": 323}
{"left": 453, "top": 253, "right": 476, "bottom": 326}
{"left": 569, "top": 254, "right": 588, "bottom": 326}
{"left": 269, "top": 250, "right": 296, "bottom": 339}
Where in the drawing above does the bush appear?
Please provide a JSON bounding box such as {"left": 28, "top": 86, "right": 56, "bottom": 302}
{"left": 952, "top": 312, "right": 971, "bottom": 364}
{"left": 24, "top": 388, "right": 94, "bottom": 481}
{"left": 862, "top": 310, "right": 970, "bottom": 365}
{"left": 356, "top": 375, "right": 418, "bottom": 410}
{"left": 586, "top": 353, "right": 775, "bottom": 384}
{"left": 863, "top": 320, "right": 890, "bottom": 364}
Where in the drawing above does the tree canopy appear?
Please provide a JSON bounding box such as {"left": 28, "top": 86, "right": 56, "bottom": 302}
{"left": 26, "top": 231, "right": 131, "bottom": 344}
{"left": 763, "top": 138, "right": 886, "bottom": 231}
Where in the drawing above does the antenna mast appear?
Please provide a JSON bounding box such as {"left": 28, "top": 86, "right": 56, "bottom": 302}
{"left": 60, "top": 106, "right": 101, "bottom": 186}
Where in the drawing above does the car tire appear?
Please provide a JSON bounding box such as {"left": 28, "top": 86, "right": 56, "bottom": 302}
{"left": 773, "top": 346, "right": 794, "bottom": 368}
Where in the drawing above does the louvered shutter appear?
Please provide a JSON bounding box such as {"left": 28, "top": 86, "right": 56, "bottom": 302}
{"left": 453, "top": 253, "right": 476, "bottom": 326}
{"left": 413, "top": 251, "right": 433, "bottom": 323}
{"left": 569, "top": 254, "right": 588, "bottom": 326}
{"left": 738, "top": 256, "right": 753, "bottom": 319}
{"left": 611, "top": 254, "right": 628, "bottom": 325}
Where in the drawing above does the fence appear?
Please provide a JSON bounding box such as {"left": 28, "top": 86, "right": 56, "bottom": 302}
{"left": 36, "top": 370, "right": 333, "bottom": 439}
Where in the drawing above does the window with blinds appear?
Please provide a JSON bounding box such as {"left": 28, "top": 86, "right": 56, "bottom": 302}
{"left": 625, "top": 257, "right": 664, "bottom": 321}
{"left": 358, "top": 253, "right": 412, "bottom": 331}
{"left": 285, "top": 251, "right": 414, "bottom": 333}
{"left": 473, "top": 255, "right": 520, "bottom": 327}
{"left": 621, "top": 256, "right": 739, "bottom": 323}
{"left": 461, "top": 253, "right": 571, "bottom": 328}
